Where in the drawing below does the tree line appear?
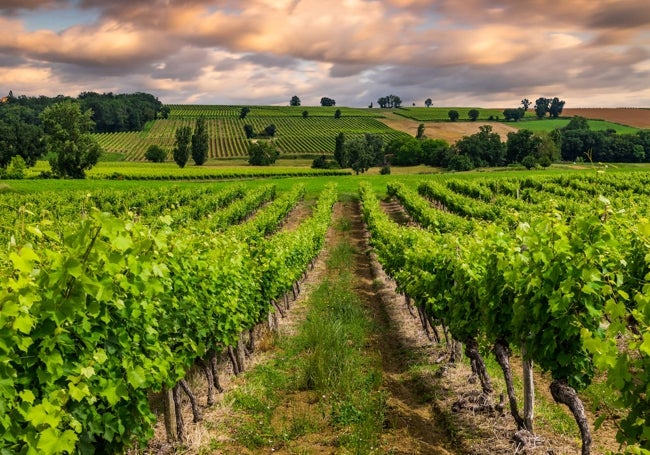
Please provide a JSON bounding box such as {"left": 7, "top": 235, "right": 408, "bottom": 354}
{"left": 318, "top": 116, "right": 650, "bottom": 174}
{"left": 0, "top": 91, "right": 165, "bottom": 177}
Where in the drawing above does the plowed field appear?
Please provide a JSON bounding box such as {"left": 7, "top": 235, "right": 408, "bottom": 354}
{"left": 562, "top": 108, "right": 650, "bottom": 128}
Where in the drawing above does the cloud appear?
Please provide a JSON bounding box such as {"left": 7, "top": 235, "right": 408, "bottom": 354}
{"left": 0, "top": 0, "right": 648, "bottom": 107}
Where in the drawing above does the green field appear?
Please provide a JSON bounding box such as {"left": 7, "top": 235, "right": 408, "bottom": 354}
{"left": 513, "top": 118, "right": 639, "bottom": 134}
{"left": 392, "top": 106, "right": 524, "bottom": 121}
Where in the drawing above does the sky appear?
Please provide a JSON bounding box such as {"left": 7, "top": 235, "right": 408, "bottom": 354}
{"left": 1, "top": 0, "right": 649, "bottom": 108}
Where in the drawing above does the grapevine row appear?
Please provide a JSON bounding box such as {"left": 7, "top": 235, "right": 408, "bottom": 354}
{"left": 0, "top": 184, "right": 337, "bottom": 453}
{"left": 360, "top": 181, "right": 649, "bottom": 454}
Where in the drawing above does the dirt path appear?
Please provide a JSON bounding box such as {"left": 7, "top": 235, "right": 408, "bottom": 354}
{"left": 346, "top": 200, "right": 457, "bottom": 454}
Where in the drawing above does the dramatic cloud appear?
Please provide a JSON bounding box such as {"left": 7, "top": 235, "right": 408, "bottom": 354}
{"left": 0, "top": 0, "right": 648, "bottom": 106}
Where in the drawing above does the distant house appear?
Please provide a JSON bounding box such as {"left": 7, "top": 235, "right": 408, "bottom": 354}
{"left": 0, "top": 97, "right": 8, "bottom": 103}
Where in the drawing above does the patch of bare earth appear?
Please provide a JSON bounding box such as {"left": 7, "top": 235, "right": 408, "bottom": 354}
{"left": 562, "top": 108, "right": 650, "bottom": 128}
{"left": 348, "top": 200, "right": 456, "bottom": 454}
{"left": 377, "top": 112, "right": 518, "bottom": 143}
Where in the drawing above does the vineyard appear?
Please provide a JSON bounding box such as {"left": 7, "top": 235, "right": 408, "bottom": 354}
{"left": 2, "top": 169, "right": 650, "bottom": 454}
{"left": 359, "top": 172, "right": 650, "bottom": 454}
{"left": 93, "top": 106, "right": 409, "bottom": 161}
{"left": 0, "top": 181, "right": 338, "bottom": 453}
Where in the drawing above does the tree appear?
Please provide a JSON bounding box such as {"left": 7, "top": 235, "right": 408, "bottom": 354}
{"left": 239, "top": 106, "right": 250, "bottom": 119}
{"left": 302, "top": 110, "right": 309, "bottom": 118}
{"left": 248, "top": 141, "right": 279, "bottom": 165}
{"left": 320, "top": 97, "right": 336, "bottom": 107}
{"left": 334, "top": 109, "right": 341, "bottom": 119}
{"left": 416, "top": 123, "right": 425, "bottom": 140}
{"left": 425, "top": 98, "right": 432, "bottom": 108}
{"left": 344, "top": 136, "right": 373, "bottom": 174}
{"left": 40, "top": 100, "right": 102, "bottom": 178}
{"left": 468, "top": 109, "right": 480, "bottom": 121}
{"left": 448, "top": 110, "right": 459, "bottom": 122}
{"left": 264, "top": 124, "right": 277, "bottom": 137}
{"left": 365, "top": 133, "right": 385, "bottom": 166}
{"left": 549, "top": 97, "right": 565, "bottom": 118}
{"left": 173, "top": 125, "right": 192, "bottom": 168}
{"left": 521, "top": 98, "right": 531, "bottom": 111}
{"left": 334, "top": 132, "right": 346, "bottom": 167}
{"left": 191, "top": 117, "right": 209, "bottom": 165}
{"left": 0, "top": 117, "right": 44, "bottom": 168}
{"left": 160, "top": 105, "right": 171, "bottom": 119}
{"left": 144, "top": 145, "right": 167, "bottom": 162}
{"left": 534, "top": 97, "right": 550, "bottom": 119}
{"left": 243, "top": 124, "right": 255, "bottom": 139}
{"left": 290, "top": 95, "right": 301, "bottom": 106}
{"left": 506, "top": 129, "right": 542, "bottom": 164}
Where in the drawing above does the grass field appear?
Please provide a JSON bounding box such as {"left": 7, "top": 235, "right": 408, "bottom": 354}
{"left": 513, "top": 118, "right": 639, "bottom": 134}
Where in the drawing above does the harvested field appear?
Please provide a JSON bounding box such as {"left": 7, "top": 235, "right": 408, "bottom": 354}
{"left": 378, "top": 112, "right": 518, "bottom": 143}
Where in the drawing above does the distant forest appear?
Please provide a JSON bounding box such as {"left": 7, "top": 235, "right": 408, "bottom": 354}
{"left": 1, "top": 91, "right": 165, "bottom": 133}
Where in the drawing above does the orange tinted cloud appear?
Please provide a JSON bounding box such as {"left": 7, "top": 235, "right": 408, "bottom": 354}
{"left": 0, "top": 0, "right": 648, "bottom": 107}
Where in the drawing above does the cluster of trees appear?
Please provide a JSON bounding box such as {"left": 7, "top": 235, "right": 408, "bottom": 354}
{"left": 556, "top": 116, "right": 650, "bottom": 163}
{"left": 382, "top": 124, "right": 558, "bottom": 171}
{"left": 0, "top": 97, "right": 103, "bottom": 178}
{"left": 445, "top": 126, "right": 557, "bottom": 171}
{"left": 534, "top": 97, "right": 565, "bottom": 119}
{"left": 331, "top": 132, "right": 386, "bottom": 174}
{"left": 0, "top": 91, "right": 164, "bottom": 177}
{"left": 377, "top": 95, "right": 402, "bottom": 108}
{"left": 77, "top": 92, "right": 165, "bottom": 132}
{"left": 386, "top": 137, "right": 451, "bottom": 167}
{"left": 243, "top": 123, "right": 277, "bottom": 139}
{"left": 169, "top": 117, "right": 209, "bottom": 167}
{"left": 384, "top": 117, "right": 650, "bottom": 171}
{"left": 320, "top": 97, "right": 336, "bottom": 106}
{"left": 503, "top": 97, "right": 565, "bottom": 121}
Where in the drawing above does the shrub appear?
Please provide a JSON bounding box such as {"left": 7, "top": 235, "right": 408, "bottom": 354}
{"left": 380, "top": 165, "right": 391, "bottom": 175}
{"left": 521, "top": 154, "right": 538, "bottom": 169}
{"left": 248, "top": 141, "right": 279, "bottom": 166}
{"left": 145, "top": 145, "right": 167, "bottom": 162}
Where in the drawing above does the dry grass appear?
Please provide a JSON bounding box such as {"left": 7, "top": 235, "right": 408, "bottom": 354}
{"left": 377, "top": 111, "right": 519, "bottom": 143}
